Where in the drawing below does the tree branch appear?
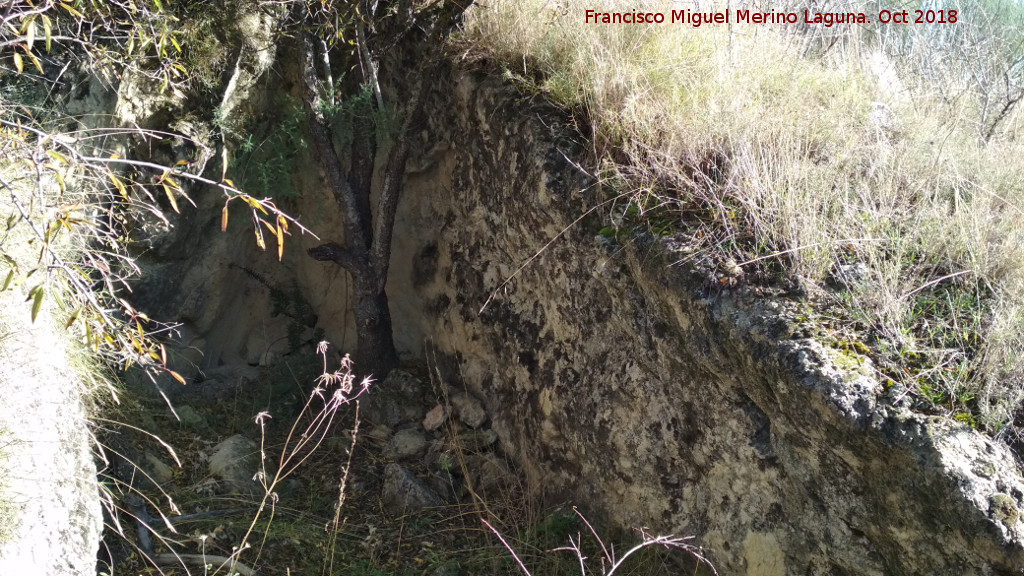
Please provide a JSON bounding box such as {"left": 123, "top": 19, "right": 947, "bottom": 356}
{"left": 308, "top": 242, "right": 366, "bottom": 272}
{"left": 301, "top": 34, "right": 371, "bottom": 255}
{"left": 367, "top": 59, "right": 435, "bottom": 292}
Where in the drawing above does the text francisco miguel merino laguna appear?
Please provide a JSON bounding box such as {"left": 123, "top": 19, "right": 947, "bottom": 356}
{"left": 585, "top": 8, "right": 953, "bottom": 26}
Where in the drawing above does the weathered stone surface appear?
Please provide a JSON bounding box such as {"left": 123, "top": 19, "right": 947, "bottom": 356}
{"left": 382, "top": 463, "right": 443, "bottom": 512}
{"left": 128, "top": 52, "right": 1024, "bottom": 575}
{"left": 423, "top": 404, "right": 448, "bottom": 431}
{"left": 450, "top": 393, "right": 487, "bottom": 429}
{"left": 386, "top": 428, "right": 428, "bottom": 460}
{"left": 144, "top": 452, "right": 176, "bottom": 486}
{"left": 208, "top": 435, "right": 259, "bottom": 494}
{"left": 0, "top": 290, "right": 102, "bottom": 575}
{"left": 362, "top": 370, "right": 427, "bottom": 427}
{"left": 452, "top": 429, "right": 498, "bottom": 452}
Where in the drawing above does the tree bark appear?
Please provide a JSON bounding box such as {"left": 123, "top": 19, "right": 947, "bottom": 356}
{"left": 351, "top": 275, "right": 399, "bottom": 379}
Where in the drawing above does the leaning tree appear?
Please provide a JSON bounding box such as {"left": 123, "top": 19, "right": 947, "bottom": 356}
{"left": 298, "top": 0, "right": 472, "bottom": 378}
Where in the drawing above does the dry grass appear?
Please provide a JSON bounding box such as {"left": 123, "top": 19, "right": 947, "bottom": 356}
{"left": 463, "top": 0, "right": 1024, "bottom": 432}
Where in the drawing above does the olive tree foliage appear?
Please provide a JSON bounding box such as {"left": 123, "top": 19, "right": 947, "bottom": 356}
{"left": 297, "top": 0, "right": 472, "bottom": 378}
{"left": 0, "top": 0, "right": 310, "bottom": 384}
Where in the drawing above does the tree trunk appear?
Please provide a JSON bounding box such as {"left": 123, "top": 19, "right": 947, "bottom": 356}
{"left": 352, "top": 275, "right": 399, "bottom": 380}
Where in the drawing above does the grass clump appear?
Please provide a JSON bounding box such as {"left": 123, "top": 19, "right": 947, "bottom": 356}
{"left": 463, "top": 0, "right": 1024, "bottom": 434}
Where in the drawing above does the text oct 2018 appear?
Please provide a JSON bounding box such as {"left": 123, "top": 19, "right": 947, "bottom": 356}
{"left": 582, "top": 8, "right": 959, "bottom": 27}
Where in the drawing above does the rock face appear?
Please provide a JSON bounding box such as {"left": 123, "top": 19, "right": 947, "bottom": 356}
{"left": 377, "top": 71, "right": 1024, "bottom": 574}
{"left": 0, "top": 296, "right": 103, "bottom": 575}
{"left": 131, "top": 60, "right": 1024, "bottom": 574}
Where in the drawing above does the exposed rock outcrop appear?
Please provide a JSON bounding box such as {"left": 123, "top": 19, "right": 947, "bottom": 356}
{"left": 130, "top": 57, "right": 1024, "bottom": 575}
{"left": 0, "top": 297, "right": 103, "bottom": 575}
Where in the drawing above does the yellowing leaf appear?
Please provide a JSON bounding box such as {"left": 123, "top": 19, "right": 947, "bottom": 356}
{"left": 27, "top": 52, "right": 42, "bottom": 74}
{"left": 46, "top": 149, "right": 69, "bottom": 164}
{"left": 222, "top": 178, "right": 235, "bottom": 188}
{"left": 221, "top": 205, "right": 229, "bottom": 232}
{"left": 42, "top": 16, "right": 51, "bottom": 52}
{"left": 59, "top": 3, "right": 84, "bottom": 18}
{"left": 25, "top": 19, "right": 35, "bottom": 49}
{"left": 260, "top": 218, "right": 277, "bottom": 237}
{"left": 54, "top": 171, "right": 66, "bottom": 194}
{"left": 254, "top": 224, "right": 266, "bottom": 250}
{"left": 65, "top": 308, "right": 80, "bottom": 329}
{"left": 169, "top": 370, "right": 187, "bottom": 386}
{"left": 276, "top": 223, "right": 284, "bottom": 262}
{"left": 13, "top": 52, "right": 23, "bottom": 73}
{"left": 109, "top": 173, "right": 128, "bottom": 199}
{"left": 1, "top": 270, "right": 13, "bottom": 291}
{"left": 162, "top": 183, "right": 179, "bottom": 213}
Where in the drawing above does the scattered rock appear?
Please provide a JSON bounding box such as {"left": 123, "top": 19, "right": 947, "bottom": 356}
{"left": 208, "top": 435, "right": 259, "bottom": 494}
{"left": 451, "top": 394, "right": 486, "bottom": 429}
{"left": 362, "top": 370, "right": 427, "bottom": 427}
{"left": 423, "top": 404, "right": 449, "bottom": 431}
{"left": 144, "top": 452, "right": 175, "bottom": 486}
{"left": 175, "top": 404, "right": 206, "bottom": 430}
{"left": 452, "top": 429, "right": 497, "bottom": 451}
{"left": 386, "top": 428, "right": 428, "bottom": 459}
{"left": 382, "top": 463, "right": 443, "bottom": 512}
{"left": 367, "top": 424, "right": 393, "bottom": 444}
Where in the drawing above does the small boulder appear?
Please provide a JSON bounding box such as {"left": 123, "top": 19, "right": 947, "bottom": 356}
{"left": 385, "top": 428, "right": 428, "bottom": 460}
{"left": 143, "top": 452, "right": 175, "bottom": 486}
{"left": 452, "top": 429, "right": 497, "bottom": 451}
{"left": 451, "top": 394, "right": 486, "bottom": 429}
{"left": 422, "top": 404, "right": 449, "bottom": 431}
{"left": 175, "top": 404, "right": 206, "bottom": 431}
{"left": 362, "top": 370, "right": 427, "bottom": 427}
{"left": 382, "top": 463, "right": 443, "bottom": 512}
{"left": 208, "top": 434, "right": 259, "bottom": 494}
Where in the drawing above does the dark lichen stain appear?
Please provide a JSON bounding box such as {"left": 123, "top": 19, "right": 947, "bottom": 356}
{"left": 412, "top": 242, "right": 439, "bottom": 288}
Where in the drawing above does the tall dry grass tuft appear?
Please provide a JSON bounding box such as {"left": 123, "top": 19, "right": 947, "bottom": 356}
{"left": 464, "top": 0, "right": 1024, "bottom": 431}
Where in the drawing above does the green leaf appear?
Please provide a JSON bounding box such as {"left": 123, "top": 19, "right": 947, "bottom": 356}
{"left": 1, "top": 270, "right": 13, "bottom": 292}
{"left": 30, "top": 286, "right": 43, "bottom": 322}
{"left": 42, "top": 16, "right": 51, "bottom": 52}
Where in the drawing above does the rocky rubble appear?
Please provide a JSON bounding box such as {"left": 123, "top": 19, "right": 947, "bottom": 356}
{"left": 372, "top": 370, "right": 514, "bottom": 513}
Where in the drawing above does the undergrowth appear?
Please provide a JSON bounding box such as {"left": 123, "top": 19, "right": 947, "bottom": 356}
{"left": 462, "top": 0, "right": 1024, "bottom": 435}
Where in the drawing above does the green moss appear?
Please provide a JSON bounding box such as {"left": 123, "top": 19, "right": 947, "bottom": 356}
{"left": 989, "top": 493, "right": 1019, "bottom": 527}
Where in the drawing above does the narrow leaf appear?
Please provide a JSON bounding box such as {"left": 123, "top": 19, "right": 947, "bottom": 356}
{"left": 254, "top": 223, "right": 266, "bottom": 250}
{"left": 27, "top": 51, "right": 42, "bottom": 74}
{"left": 25, "top": 19, "right": 35, "bottom": 49}
{"left": 1, "top": 270, "right": 14, "bottom": 291}
{"left": 108, "top": 173, "right": 128, "bottom": 199}
{"left": 169, "top": 370, "right": 187, "bottom": 386}
{"left": 46, "top": 149, "right": 69, "bottom": 164}
{"left": 221, "top": 205, "right": 229, "bottom": 232}
{"left": 42, "top": 16, "right": 51, "bottom": 52}
{"left": 65, "top": 307, "right": 80, "bottom": 329}
{"left": 60, "top": 3, "right": 85, "bottom": 18}
{"left": 276, "top": 222, "right": 284, "bottom": 261}
{"left": 31, "top": 286, "right": 43, "bottom": 322}
{"left": 13, "top": 52, "right": 23, "bottom": 74}
{"left": 162, "top": 184, "right": 179, "bottom": 213}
